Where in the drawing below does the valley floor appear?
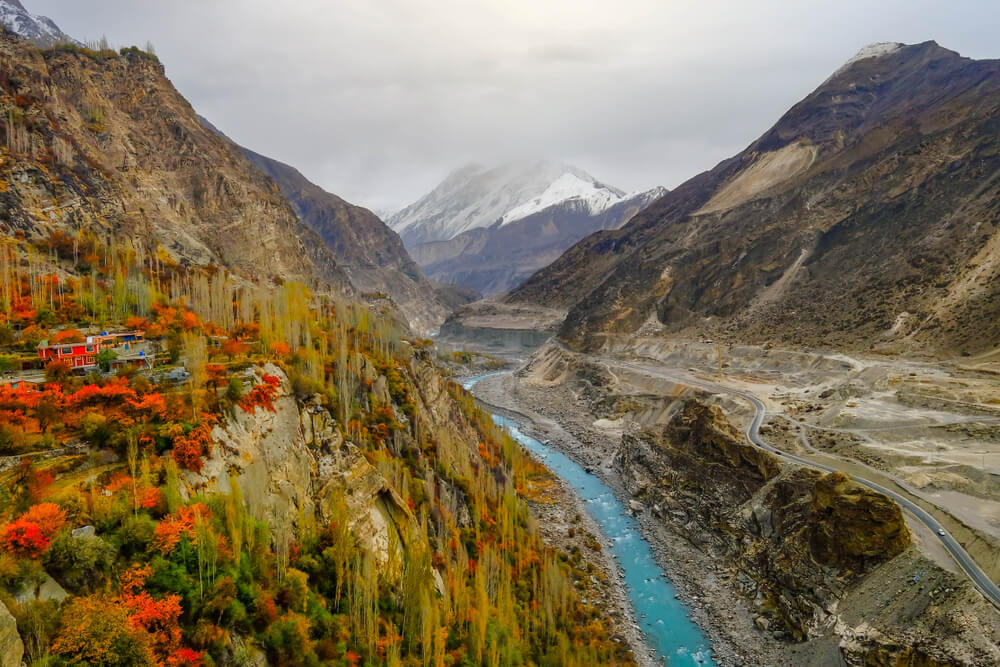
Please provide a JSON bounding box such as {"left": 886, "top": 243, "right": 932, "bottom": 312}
{"left": 460, "top": 335, "right": 1000, "bottom": 665}
{"left": 471, "top": 373, "right": 789, "bottom": 667}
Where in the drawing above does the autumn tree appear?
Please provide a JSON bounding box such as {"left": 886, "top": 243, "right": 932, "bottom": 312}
{"left": 239, "top": 374, "right": 280, "bottom": 415}
{"left": 220, "top": 337, "right": 248, "bottom": 361}
{"left": 51, "top": 595, "right": 156, "bottom": 666}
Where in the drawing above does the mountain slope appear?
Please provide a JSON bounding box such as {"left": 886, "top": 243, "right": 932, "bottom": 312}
{"left": 510, "top": 41, "right": 1000, "bottom": 357}
{"left": 236, "top": 147, "right": 448, "bottom": 333}
{"left": 0, "top": 34, "right": 352, "bottom": 294}
{"left": 0, "top": 0, "right": 78, "bottom": 48}
{"left": 411, "top": 186, "right": 665, "bottom": 296}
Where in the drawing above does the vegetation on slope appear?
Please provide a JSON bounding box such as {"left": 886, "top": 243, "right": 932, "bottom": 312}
{"left": 0, "top": 232, "right": 631, "bottom": 665}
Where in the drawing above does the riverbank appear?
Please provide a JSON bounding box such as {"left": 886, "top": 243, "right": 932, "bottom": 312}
{"left": 471, "top": 372, "right": 791, "bottom": 667}
{"left": 462, "top": 376, "right": 657, "bottom": 666}
{"left": 520, "top": 453, "right": 659, "bottom": 667}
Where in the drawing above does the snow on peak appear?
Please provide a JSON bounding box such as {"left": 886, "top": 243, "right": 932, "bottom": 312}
{"left": 832, "top": 42, "right": 904, "bottom": 78}
{"left": 388, "top": 160, "right": 628, "bottom": 244}
{"left": 0, "top": 0, "right": 78, "bottom": 47}
{"left": 500, "top": 172, "right": 622, "bottom": 226}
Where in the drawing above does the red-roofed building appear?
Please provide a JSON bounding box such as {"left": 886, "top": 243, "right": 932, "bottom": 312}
{"left": 37, "top": 330, "right": 145, "bottom": 370}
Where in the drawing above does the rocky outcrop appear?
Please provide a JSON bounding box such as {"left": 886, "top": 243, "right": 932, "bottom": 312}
{"left": 619, "top": 400, "right": 1000, "bottom": 664}
{"left": 0, "top": 599, "right": 23, "bottom": 667}
{"left": 184, "top": 364, "right": 414, "bottom": 572}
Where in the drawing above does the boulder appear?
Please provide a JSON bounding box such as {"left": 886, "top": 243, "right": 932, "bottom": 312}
{"left": 0, "top": 601, "right": 23, "bottom": 667}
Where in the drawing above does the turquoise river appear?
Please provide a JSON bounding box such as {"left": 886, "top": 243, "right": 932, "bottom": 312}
{"left": 463, "top": 374, "right": 714, "bottom": 666}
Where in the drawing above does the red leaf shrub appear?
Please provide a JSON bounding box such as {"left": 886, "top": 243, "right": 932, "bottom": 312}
{"left": 238, "top": 374, "right": 280, "bottom": 415}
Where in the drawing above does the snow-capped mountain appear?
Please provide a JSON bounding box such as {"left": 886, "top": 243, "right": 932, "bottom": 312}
{"left": 827, "top": 42, "right": 904, "bottom": 81}
{"left": 499, "top": 171, "right": 624, "bottom": 225}
{"left": 388, "top": 161, "right": 626, "bottom": 247}
{"left": 0, "top": 0, "right": 78, "bottom": 47}
{"left": 393, "top": 161, "right": 665, "bottom": 296}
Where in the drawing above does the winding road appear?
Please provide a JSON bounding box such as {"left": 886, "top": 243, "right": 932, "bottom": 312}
{"left": 606, "top": 356, "right": 1000, "bottom": 610}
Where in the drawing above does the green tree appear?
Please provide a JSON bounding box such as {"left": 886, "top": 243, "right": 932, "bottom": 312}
{"left": 96, "top": 348, "right": 117, "bottom": 372}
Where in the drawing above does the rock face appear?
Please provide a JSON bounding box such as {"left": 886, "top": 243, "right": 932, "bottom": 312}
{"left": 619, "top": 400, "right": 1000, "bottom": 664}
{"left": 182, "top": 351, "right": 510, "bottom": 584}
{"left": 185, "top": 365, "right": 414, "bottom": 571}
{"left": 0, "top": 34, "right": 352, "bottom": 293}
{"left": 510, "top": 41, "right": 1000, "bottom": 357}
{"left": 0, "top": 599, "right": 23, "bottom": 667}
{"left": 238, "top": 147, "right": 449, "bottom": 333}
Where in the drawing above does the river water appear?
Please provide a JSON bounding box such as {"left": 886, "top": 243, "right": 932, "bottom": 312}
{"left": 463, "top": 374, "right": 714, "bottom": 666}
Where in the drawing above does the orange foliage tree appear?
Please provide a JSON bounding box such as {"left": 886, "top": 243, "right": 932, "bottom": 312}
{"left": 171, "top": 424, "right": 213, "bottom": 473}
{"left": 51, "top": 595, "right": 156, "bottom": 665}
{"left": 238, "top": 374, "right": 280, "bottom": 415}
{"left": 1, "top": 502, "right": 67, "bottom": 558}
{"left": 52, "top": 329, "right": 85, "bottom": 344}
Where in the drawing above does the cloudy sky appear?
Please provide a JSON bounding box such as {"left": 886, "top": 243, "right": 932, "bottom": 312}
{"left": 31, "top": 0, "right": 1000, "bottom": 213}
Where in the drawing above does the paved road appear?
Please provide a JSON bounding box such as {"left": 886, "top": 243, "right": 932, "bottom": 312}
{"left": 609, "top": 357, "right": 1000, "bottom": 610}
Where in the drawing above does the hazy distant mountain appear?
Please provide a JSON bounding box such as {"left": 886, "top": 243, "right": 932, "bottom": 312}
{"left": 388, "top": 161, "right": 627, "bottom": 246}
{"left": 410, "top": 186, "right": 665, "bottom": 297}
{"left": 389, "top": 161, "right": 665, "bottom": 296}
{"left": 0, "top": 0, "right": 78, "bottom": 47}
{"left": 197, "top": 115, "right": 449, "bottom": 334}
{"left": 509, "top": 41, "right": 1000, "bottom": 357}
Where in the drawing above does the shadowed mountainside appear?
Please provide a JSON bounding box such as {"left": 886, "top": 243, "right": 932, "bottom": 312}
{"left": 240, "top": 148, "right": 449, "bottom": 333}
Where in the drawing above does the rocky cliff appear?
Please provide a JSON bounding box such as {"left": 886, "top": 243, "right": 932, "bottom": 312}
{"left": 185, "top": 363, "right": 417, "bottom": 577}
{"left": 0, "top": 600, "right": 22, "bottom": 667}
{"left": 619, "top": 400, "right": 1000, "bottom": 665}
{"left": 0, "top": 35, "right": 351, "bottom": 292}
{"left": 510, "top": 41, "right": 1000, "bottom": 357}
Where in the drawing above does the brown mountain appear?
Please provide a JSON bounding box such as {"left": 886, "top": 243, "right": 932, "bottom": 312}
{"left": 240, "top": 148, "right": 448, "bottom": 333}
{"left": 510, "top": 41, "right": 1000, "bottom": 357}
{"left": 0, "top": 36, "right": 351, "bottom": 292}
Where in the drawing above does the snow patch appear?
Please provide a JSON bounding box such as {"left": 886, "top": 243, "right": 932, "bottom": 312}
{"left": 832, "top": 42, "right": 904, "bottom": 78}
{"left": 499, "top": 172, "right": 622, "bottom": 226}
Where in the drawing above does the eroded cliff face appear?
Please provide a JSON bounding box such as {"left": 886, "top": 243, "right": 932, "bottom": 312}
{"left": 180, "top": 364, "right": 417, "bottom": 581}
{"left": 177, "top": 352, "right": 506, "bottom": 591}
{"left": 619, "top": 401, "right": 1000, "bottom": 665}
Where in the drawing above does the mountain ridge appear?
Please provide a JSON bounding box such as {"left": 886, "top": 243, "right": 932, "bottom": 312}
{"left": 0, "top": 0, "right": 78, "bottom": 47}
{"left": 388, "top": 160, "right": 632, "bottom": 245}
{"left": 0, "top": 31, "right": 353, "bottom": 296}
{"left": 240, "top": 147, "right": 450, "bottom": 333}
{"left": 509, "top": 41, "right": 1000, "bottom": 357}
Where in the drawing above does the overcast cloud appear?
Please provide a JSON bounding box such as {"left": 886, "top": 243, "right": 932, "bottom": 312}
{"left": 30, "top": 0, "right": 1000, "bottom": 213}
